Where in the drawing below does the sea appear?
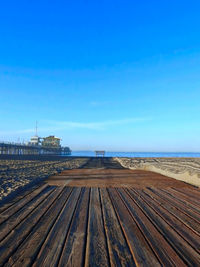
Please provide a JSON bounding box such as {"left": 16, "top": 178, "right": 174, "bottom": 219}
{"left": 71, "top": 151, "right": 200, "bottom": 158}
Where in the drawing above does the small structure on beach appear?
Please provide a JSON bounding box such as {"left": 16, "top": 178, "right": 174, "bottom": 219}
{"left": 95, "top": 151, "right": 105, "bottom": 157}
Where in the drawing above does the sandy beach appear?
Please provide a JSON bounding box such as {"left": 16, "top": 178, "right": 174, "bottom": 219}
{"left": 1, "top": 156, "right": 200, "bottom": 202}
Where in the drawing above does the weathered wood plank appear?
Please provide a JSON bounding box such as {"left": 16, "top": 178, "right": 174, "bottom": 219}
{"left": 161, "top": 188, "right": 200, "bottom": 214}
{"left": 0, "top": 184, "right": 49, "bottom": 224}
{"left": 167, "top": 187, "right": 200, "bottom": 207}
{"left": 0, "top": 185, "right": 53, "bottom": 242}
{"left": 58, "top": 188, "right": 90, "bottom": 267}
{"left": 108, "top": 188, "right": 160, "bottom": 267}
{"left": 118, "top": 188, "right": 186, "bottom": 266}
{"left": 129, "top": 188, "right": 200, "bottom": 265}
{"left": 33, "top": 187, "right": 81, "bottom": 266}
{"left": 84, "top": 188, "right": 110, "bottom": 267}
{"left": 149, "top": 188, "right": 200, "bottom": 223}
{"left": 173, "top": 187, "right": 200, "bottom": 200}
{"left": 0, "top": 184, "right": 41, "bottom": 213}
{"left": 144, "top": 188, "right": 200, "bottom": 234}
{"left": 6, "top": 187, "right": 72, "bottom": 266}
{"left": 0, "top": 187, "right": 63, "bottom": 266}
{"left": 100, "top": 188, "right": 135, "bottom": 267}
{"left": 132, "top": 189, "right": 200, "bottom": 252}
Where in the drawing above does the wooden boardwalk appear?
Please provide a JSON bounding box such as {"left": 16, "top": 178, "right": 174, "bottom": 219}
{"left": 0, "top": 158, "right": 200, "bottom": 266}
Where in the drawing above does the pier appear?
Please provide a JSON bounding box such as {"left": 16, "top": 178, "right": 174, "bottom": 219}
{"left": 0, "top": 142, "right": 71, "bottom": 155}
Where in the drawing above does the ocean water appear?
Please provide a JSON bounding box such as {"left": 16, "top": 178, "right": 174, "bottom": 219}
{"left": 71, "top": 151, "right": 200, "bottom": 158}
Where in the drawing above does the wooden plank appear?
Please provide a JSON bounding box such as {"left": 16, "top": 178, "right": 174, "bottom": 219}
{"left": 0, "top": 187, "right": 64, "bottom": 266}
{"left": 0, "top": 185, "right": 54, "bottom": 242}
{"left": 131, "top": 189, "right": 200, "bottom": 253}
{"left": 118, "top": 188, "right": 186, "bottom": 266}
{"left": 143, "top": 188, "right": 200, "bottom": 235}
{"left": 128, "top": 188, "right": 200, "bottom": 265}
{"left": 6, "top": 187, "right": 72, "bottom": 266}
{"left": 33, "top": 187, "right": 81, "bottom": 266}
{"left": 167, "top": 187, "right": 200, "bottom": 207}
{"left": 173, "top": 187, "right": 200, "bottom": 200}
{"left": 149, "top": 188, "right": 200, "bottom": 223}
{"left": 108, "top": 188, "right": 160, "bottom": 266}
{"left": 84, "top": 188, "right": 110, "bottom": 267}
{"left": 160, "top": 188, "right": 200, "bottom": 214}
{"left": 58, "top": 188, "right": 90, "bottom": 266}
{"left": 0, "top": 184, "right": 49, "bottom": 224}
{"left": 100, "top": 188, "right": 135, "bottom": 267}
{"left": 0, "top": 184, "right": 41, "bottom": 213}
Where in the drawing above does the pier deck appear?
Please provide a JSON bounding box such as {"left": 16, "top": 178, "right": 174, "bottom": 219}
{"left": 0, "top": 158, "right": 200, "bottom": 266}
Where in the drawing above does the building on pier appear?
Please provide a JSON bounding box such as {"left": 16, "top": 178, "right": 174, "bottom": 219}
{"left": 42, "top": 136, "right": 61, "bottom": 148}
{"left": 29, "top": 135, "right": 41, "bottom": 146}
{"left": 0, "top": 134, "right": 71, "bottom": 156}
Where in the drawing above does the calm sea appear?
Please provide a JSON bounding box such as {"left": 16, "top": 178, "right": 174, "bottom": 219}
{"left": 71, "top": 151, "right": 200, "bottom": 158}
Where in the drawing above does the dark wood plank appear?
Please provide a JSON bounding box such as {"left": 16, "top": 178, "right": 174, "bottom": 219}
{"left": 173, "top": 187, "right": 200, "bottom": 200}
{"left": 108, "top": 188, "right": 160, "bottom": 266}
{"left": 0, "top": 184, "right": 49, "bottom": 224}
{"left": 33, "top": 187, "right": 81, "bottom": 266}
{"left": 149, "top": 188, "right": 200, "bottom": 223}
{"left": 118, "top": 188, "right": 186, "bottom": 266}
{"left": 161, "top": 188, "right": 200, "bottom": 214}
{"left": 100, "top": 188, "right": 135, "bottom": 267}
{"left": 84, "top": 188, "right": 110, "bottom": 266}
{"left": 0, "top": 186, "right": 54, "bottom": 242}
{"left": 0, "top": 187, "right": 64, "bottom": 266}
{"left": 130, "top": 189, "right": 200, "bottom": 253}
{"left": 0, "top": 184, "right": 41, "bottom": 213}
{"left": 168, "top": 187, "right": 200, "bottom": 207}
{"left": 6, "top": 187, "right": 72, "bottom": 266}
{"left": 143, "top": 188, "right": 200, "bottom": 234}
{"left": 128, "top": 188, "right": 200, "bottom": 265}
{"left": 58, "top": 188, "right": 90, "bottom": 267}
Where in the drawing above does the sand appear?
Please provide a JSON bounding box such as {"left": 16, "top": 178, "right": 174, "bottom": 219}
{"left": 116, "top": 157, "right": 200, "bottom": 187}
{"left": 1, "top": 156, "right": 200, "bottom": 202}
{"left": 0, "top": 158, "right": 88, "bottom": 201}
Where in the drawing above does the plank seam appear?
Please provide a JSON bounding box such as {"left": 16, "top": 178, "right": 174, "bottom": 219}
{"left": 115, "top": 188, "right": 162, "bottom": 265}
{"left": 1, "top": 187, "right": 61, "bottom": 266}
{"left": 57, "top": 187, "right": 85, "bottom": 267}
{"left": 106, "top": 188, "right": 142, "bottom": 266}
{"left": 129, "top": 188, "right": 200, "bottom": 264}
{"left": 29, "top": 187, "right": 74, "bottom": 266}
{"left": 148, "top": 188, "right": 200, "bottom": 224}
{"left": 0, "top": 186, "right": 55, "bottom": 243}
{"left": 5, "top": 187, "right": 71, "bottom": 266}
{"left": 82, "top": 187, "right": 91, "bottom": 267}
{"left": 98, "top": 188, "right": 111, "bottom": 267}
{"left": 142, "top": 189, "right": 200, "bottom": 237}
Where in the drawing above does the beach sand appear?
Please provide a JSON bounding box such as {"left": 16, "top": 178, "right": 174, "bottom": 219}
{"left": 1, "top": 156, "right": 200, "bottom": 202}
{"left": 0, "top": 157, "right": 88, "bottom": 201}
{"left": 116, "top": 157, "right": 200, "bottom": 187}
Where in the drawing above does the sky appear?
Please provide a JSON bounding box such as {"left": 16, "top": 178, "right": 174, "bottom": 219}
{"left": 0, "top": 0, "right": 200, "bottom": 152}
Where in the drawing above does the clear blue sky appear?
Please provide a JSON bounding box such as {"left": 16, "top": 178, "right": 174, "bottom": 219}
{"left": 0, "top": 1, "right": 200, "bottom": 152}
